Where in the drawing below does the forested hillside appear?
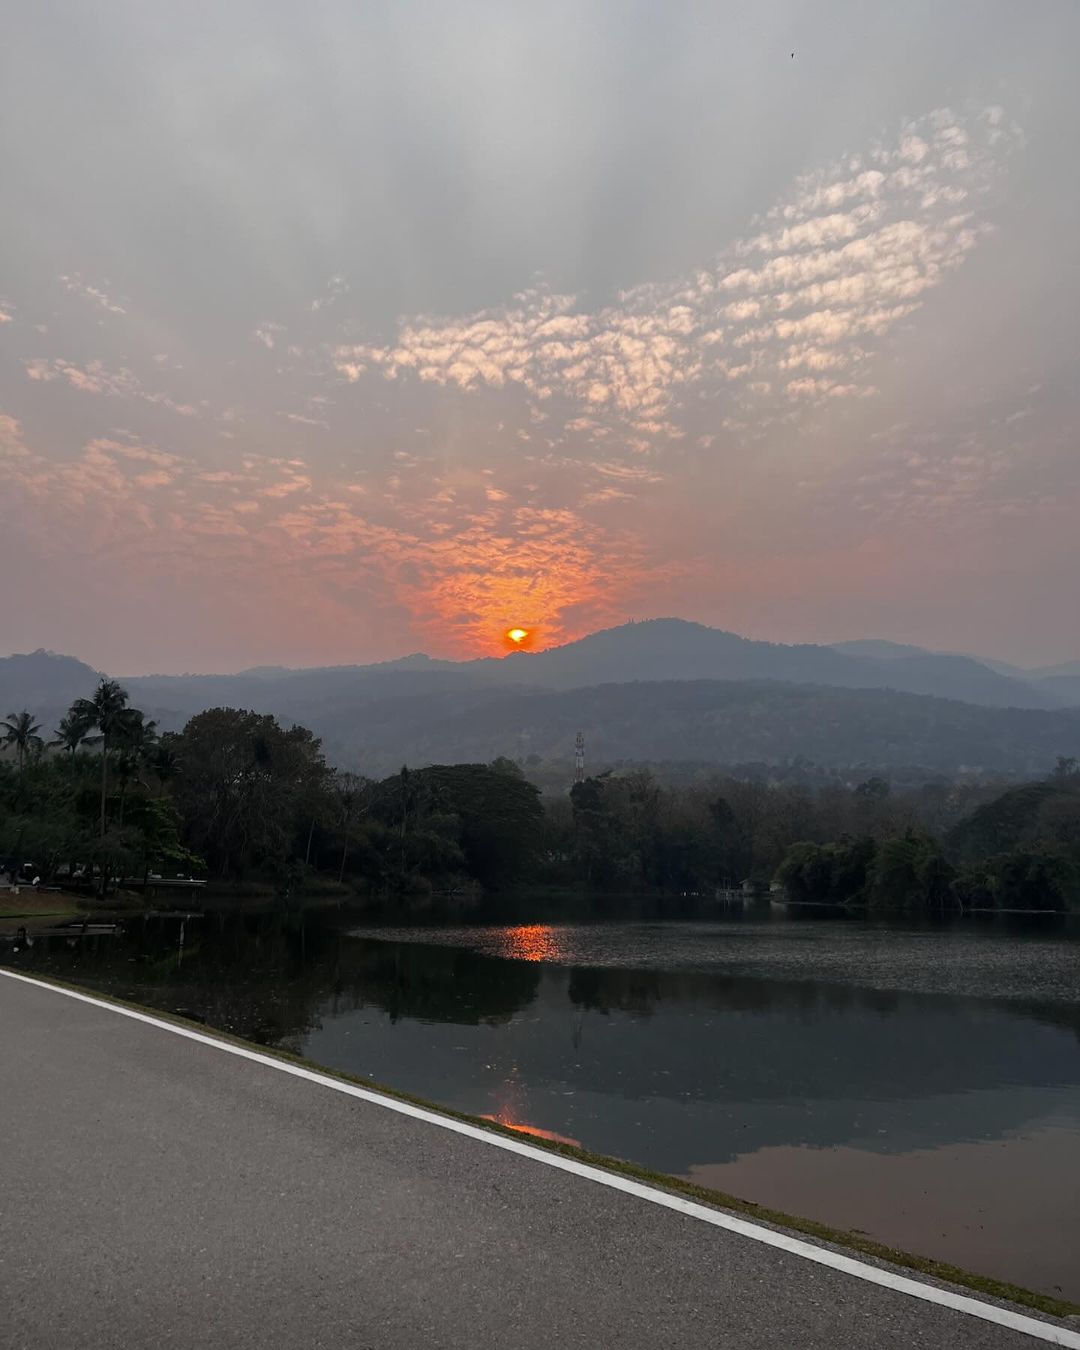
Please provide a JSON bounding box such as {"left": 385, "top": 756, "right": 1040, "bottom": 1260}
{"left": 4, "top": 629, "right": 1080, "bottom": 782}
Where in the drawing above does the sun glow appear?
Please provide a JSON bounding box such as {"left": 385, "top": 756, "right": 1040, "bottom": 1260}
{"left": 506, "top": 627, "right": 530, "bottom": 645}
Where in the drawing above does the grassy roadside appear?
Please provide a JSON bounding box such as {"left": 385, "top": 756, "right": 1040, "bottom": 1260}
{"left": 4, "top": 965, "right": 1078, "bottom": 1324}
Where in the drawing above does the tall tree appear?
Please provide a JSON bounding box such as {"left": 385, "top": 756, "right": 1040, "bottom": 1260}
{"left": 69, "top": 679, "right": 135, "bottom": 841}
{"left": 113, "top": 713, "right": 159, "bottom": 825}
{"left": 333, "top": 771, "right": 371, "bottom": 884}
{"left": 412, "top": 762, "right": 543, "bottom": 886}
{"left": 172, "top": 708, "right": 331, "bottom": 879}
{"left": 2, "top": 710, "right": 43, "bottom": 776}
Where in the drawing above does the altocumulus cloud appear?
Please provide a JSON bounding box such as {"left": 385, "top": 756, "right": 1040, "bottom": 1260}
{"left": 335, "top": 107, "right": 1018, "bottom": 436}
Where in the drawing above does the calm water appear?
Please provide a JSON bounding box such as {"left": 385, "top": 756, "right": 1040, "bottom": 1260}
{"left": 5, "top": 907, "right": 1080, "bottom": 1299}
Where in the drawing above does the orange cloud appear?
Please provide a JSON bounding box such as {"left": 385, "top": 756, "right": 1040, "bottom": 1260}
{"left": 270, "top": 493, "right": 659, "bottom": 655}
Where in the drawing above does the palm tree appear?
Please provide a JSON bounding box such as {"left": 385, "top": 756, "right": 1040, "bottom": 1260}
{"left": 2, "top": 710, "right": 43, "bottom": 775}
{"left": 69, "top": 679, "right": 134, "bottom": 841}
{"left": 49, "top": 710, "right": 96, "bottom": 758}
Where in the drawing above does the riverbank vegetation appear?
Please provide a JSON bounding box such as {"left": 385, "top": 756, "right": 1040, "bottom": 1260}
{"left": 2, "top": 681, "right": 1078, "bottom": 912}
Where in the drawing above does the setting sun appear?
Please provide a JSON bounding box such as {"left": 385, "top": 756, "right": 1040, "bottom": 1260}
{"left": 506, "top": 628, "right": 530, "bottom": 645}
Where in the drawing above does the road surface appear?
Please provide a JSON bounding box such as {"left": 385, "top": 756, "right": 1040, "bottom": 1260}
{"left": 2, "top": 970, "right": 1077, "bottom": 1350}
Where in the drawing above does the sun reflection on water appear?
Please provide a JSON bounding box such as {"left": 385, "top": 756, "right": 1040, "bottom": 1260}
{"left": 496, "top": 924, "right": 564, "bottom": 963}
{"left": 480, "top": 1114, "right": 581, "bottom": 1148}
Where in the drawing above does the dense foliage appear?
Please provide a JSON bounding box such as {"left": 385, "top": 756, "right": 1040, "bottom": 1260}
{"left": 2, "top": 683, "right": 1078, "bottom": 911}
{"left": 775, "top": 760, "right": 1080, "bottom": 912}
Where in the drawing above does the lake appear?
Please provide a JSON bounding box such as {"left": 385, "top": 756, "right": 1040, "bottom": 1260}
{"left": 5, "top": 905, "right": 1079, "bottom": 1301}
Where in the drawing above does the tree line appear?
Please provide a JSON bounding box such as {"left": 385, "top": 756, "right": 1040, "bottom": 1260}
{"left": 2, "top": 682, "right": 1078, "bottom": 911}
{"left": 0, "top": 684, "right": 546, "bottom": 901}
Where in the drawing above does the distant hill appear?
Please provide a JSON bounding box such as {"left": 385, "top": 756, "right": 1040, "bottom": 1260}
{"left": 293, "top": 679, "right": 1080, "bottom": 780}
{"left": 0, "top": 650, "right": 102, "bottom": 731}
{"left": 116, "top": 620, "right": 1080, "bottom": 712}
{"left": 1033, "top": 660, "right": 1080, "bottom": 679}
{"left": 123, "top": 665, "right": 486, "bottom": 730}
{"left": 108, "top": 620, "right": 1028, "bottom": 723}
{"left": 468, "top": 619, "right": 1051, "bottom": 705}
{"left": 828, "top": 639, "right": 934, "bottom": 662}
{"left": 1039, "top": 675, "right": 1080, "bottom": 707}
{"left": 489, "top": 620, "right": 867, "bottom": 690}
{"left": 832, "top": 636, "right": 1080, "bottom": 708}
{"left": 846, "top": 651, "right": 1055, "bottom": 707}
{"left": 2, "top": 622, "right": 1079, "bottom": 779}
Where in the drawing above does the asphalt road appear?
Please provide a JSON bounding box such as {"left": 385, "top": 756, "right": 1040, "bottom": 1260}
{"left": 1, "top": 972, "right": 1076, "bottom": 1350}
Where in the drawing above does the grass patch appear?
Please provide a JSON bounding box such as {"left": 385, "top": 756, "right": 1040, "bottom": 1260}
{"left": 5, "top": 966, "right": 1079, "bottom": 1324}
{"left": 0, "top": 893, "right": 80, "bottom": 920}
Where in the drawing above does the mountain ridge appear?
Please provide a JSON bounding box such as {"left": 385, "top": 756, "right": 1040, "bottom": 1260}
{"left": 2, "top": 621, "right": 1078, "bottom": 781}
{"left": 3, "top": 619, "right": 1078, "bottom": 716}
{"left": 99, "top": 617, "right": 1076, "bottom": 708}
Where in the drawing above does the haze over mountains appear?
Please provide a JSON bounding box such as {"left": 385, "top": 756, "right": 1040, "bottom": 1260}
{"left": 3, "top": 620, "right": 1079, "bottom": 781}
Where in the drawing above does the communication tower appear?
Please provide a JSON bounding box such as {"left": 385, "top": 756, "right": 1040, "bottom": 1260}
{"left": 574, "top": 730, "right": 585, "bottom": 784}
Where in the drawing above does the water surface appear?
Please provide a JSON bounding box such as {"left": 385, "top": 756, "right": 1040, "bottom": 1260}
{"left": 5, "top": 908, "right": 1079, "bottom": 1300}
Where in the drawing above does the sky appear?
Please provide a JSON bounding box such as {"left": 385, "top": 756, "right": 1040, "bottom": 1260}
{"left": 1, "top": 1, "right": 1078, "bottom": 674}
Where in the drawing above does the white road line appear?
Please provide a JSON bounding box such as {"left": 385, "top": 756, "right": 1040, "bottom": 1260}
{"left": 4, "top": 967, "right": 1079, "bottom": 1348}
